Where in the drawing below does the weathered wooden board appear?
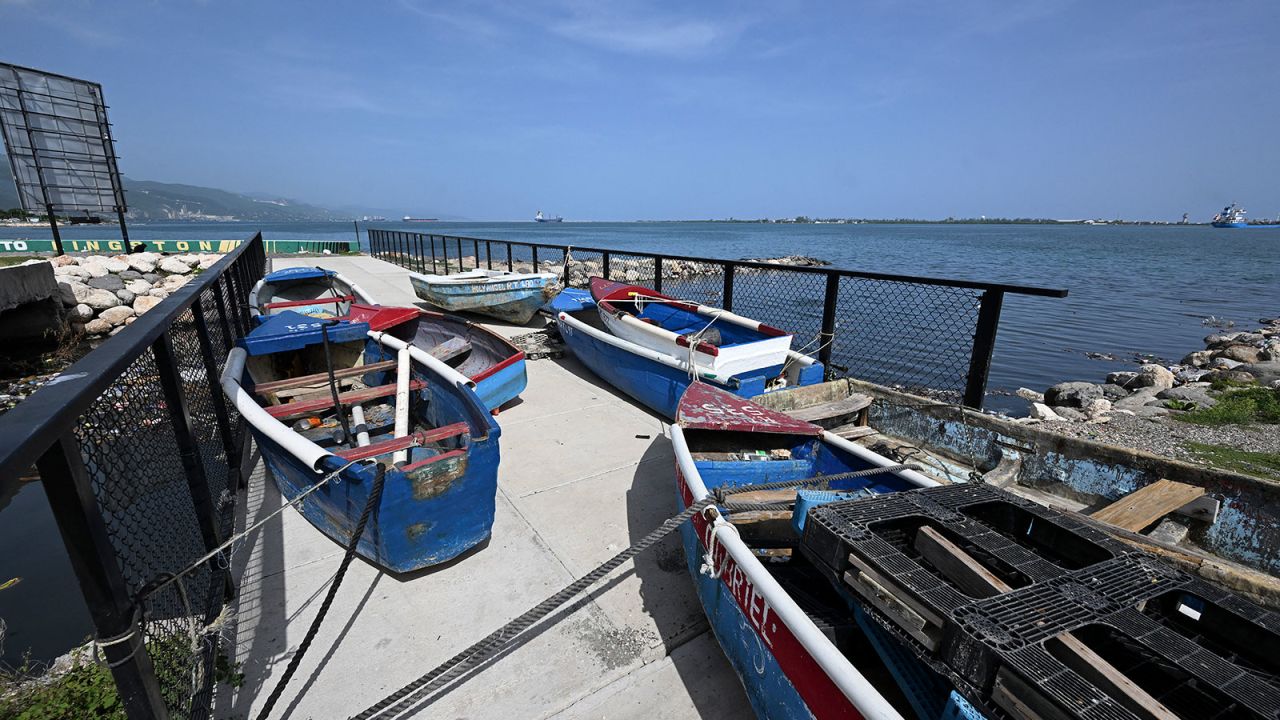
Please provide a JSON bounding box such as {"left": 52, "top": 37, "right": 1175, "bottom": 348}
{"left": 783, "top": 394, "right": 872, "bottom": 424}
{"left": 1091, "top": 479, "right": 1205, "bottom": 532}
{"left": 828, "top": 423, "right": 878, "bottom": 440}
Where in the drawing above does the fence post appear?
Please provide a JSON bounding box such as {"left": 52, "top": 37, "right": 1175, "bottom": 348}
{"left": 722, "top": 263, "right": 735, "bottom": 311}
{"left": 474, "top": 239, "right": 481, "bottom": 270}
{"left": 486, "top": 240, "right": 493, "bottom": 270}
{"left": 38, "top": 435, "right": 170, "bottom": 720}
{"left": 442, "top": 236, "right": 450, "bottom": 272}
{"left": 818, "top": 273, "right": 840, "bottom": 380}
{"left": 963, "top": 289, "right": 1005, "bottom": 409}
{"left": 653, "top": 257, "right": 663, "bottom": 293}
{"left": 370, "top": 230, "right": 378, "bottom": 259}
{"left": 601, "top": 252, "right": 610, "bottom": 279}
{"left": 506, "top": 243, "right": 513, "bottom": 271}
{"left": 532, "top": 245, "right": 539, "bottom": 270}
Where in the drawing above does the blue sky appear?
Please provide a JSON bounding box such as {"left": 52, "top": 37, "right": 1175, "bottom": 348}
{"left": 2, "top": 0, "right": 1277, "bottom": 220}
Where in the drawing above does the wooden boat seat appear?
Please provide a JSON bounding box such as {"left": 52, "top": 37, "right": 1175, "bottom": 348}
{"left": 336, "top": 422, "right": 470, "bottom": 461}
{"left": 263, "top": 294, "right": 355, "bottom": 310}
{"left": 266, "top": 379, "right": 427, "bottom": 421}
{"left": 252, "top": 359, "right": 399, "bottom": 395}
{"left": 429, "top": 337, "right": 472, "bottom": 362}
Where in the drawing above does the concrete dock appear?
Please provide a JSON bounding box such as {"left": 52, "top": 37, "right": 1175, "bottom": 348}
{"left": 218, "top": 255, "right": 752, "bottom": 718}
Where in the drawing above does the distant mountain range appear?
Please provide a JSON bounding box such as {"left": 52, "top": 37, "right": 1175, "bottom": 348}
{"left": 0, "top": 175, "right": 422, "bottom": 222}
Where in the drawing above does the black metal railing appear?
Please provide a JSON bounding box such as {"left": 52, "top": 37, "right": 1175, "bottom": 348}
{"left": 367, "top": 229, "right": 1066, "bottom": 407}
{"left": 0, "top": 234, "right": 266, "bottom": 719}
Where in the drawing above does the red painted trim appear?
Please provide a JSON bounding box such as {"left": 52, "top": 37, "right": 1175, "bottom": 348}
{"left": 336, "top": 422, "right": 469, "bottom": 461}
{"left": 470, "top": 351, "right": 525, "bottom": 382}
{"left": 265, "top": 379, "right": 427, "bottom": 420}
{"left": 674, "top": 334, "right": 720, "bottom": 356}
{"left": 755, "top": 323, "right": 788, "bottom": 338}
{"left": 400, "top": 448, "right": 467, "bottom": 472}
{"left": 677, "top": 471, "right": 863, "bottom": 720}
{"left": 263, "top": 294, "right": 354, "bottom": 310}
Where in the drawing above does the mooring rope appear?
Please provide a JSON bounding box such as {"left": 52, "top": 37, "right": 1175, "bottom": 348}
{"left": 257, "top": 462, "right": 388, "bottom": 720}
{"left": 348, "top": 462, "right": 916, "bottom": 719}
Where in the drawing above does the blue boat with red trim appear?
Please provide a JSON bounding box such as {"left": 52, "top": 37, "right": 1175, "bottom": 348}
{"left": 249, "top": 266, "right": 377, "bottom": 320}
{"left": 672, "top": 383, "right": 940, "bottom": 719}
{"left": 555, "top": 278, "right": 825, "bottom": 418}
{"left": 220, "top": 306, "right": 501, "bottom": 572}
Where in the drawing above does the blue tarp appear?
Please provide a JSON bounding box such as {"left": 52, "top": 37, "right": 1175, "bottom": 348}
{"left": 263, "top": 266, "right": 335, "bottom": 284}
{"left": 239, "top": 310, "right": 370, "bottom": 355}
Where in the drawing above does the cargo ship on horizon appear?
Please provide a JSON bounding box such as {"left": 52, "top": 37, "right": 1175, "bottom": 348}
{"left": 402, "top": 216, "right": 439, "bottom": 222}
{"left": 534, "top": 210, "right": 562, "bottom": 223}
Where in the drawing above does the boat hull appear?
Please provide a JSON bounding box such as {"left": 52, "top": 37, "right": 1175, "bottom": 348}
{"left": 409, "top": 274, "right": 560, "bottom": 324}
{"left": 556, "top": 312, "right": 824, "bottom": 419}
{"left": 1212, "top": 221, "right": 1249, "bottom": 228}
{"left": 401, "top": 311, "right": 528, "bottom": 410}
{"left": 233, "top": 333, "right": 502, "bottom": 573}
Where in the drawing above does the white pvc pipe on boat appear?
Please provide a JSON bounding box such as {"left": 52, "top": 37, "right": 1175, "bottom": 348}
{"left": 366, "top": 330, "right": 476, "bottom": 390}
{"left": 332, "top": 271, "right": 377, "bottom": 305}
{"left": 248, "top": 279, "right": 264, "bottom": 318}
{"left": 351, "top": 404, "right": 371, "bottom": 447}
{"left": 556, "top": 312, "right": 732, "bottom": 386}
{"left": 820, "top": 431, "right": 940, "bottom": 488}
{"left": 220, "top": 347, "right": 334, "bottom": 472}
{"left": 392, "top": 346, "right": 411, "bottom": 464}
{"left": 670, "top": 425, "right": 906, "bottom": 720}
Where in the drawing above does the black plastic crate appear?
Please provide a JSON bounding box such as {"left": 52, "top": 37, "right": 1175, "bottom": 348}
{"left": 800, "top": 484, "right": 1280, "bottom": 719}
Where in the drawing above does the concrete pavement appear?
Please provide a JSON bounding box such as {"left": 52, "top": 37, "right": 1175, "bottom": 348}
{"left": 217, "top": 255, "right": 753, "bottom": 719}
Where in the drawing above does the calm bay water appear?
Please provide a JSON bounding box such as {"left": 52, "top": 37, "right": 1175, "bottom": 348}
{"left": 2, "top": 219, "right": 1277, "bottom": 664}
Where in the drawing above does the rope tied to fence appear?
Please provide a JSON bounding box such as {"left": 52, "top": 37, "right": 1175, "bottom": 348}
{"left": 348, "top": 461, "right": 917, "bottom": 720}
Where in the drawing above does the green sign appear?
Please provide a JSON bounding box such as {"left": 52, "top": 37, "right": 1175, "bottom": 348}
{"left": 0, "top": 238, "right": 355, "bottom": 254}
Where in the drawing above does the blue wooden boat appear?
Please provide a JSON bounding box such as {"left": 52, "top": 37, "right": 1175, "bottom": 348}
{"left": 249, "top": 266, "right": 376, "bottom": 320}
{"left": 408, "top": 268, "right": 562, "bottom": 325}
{"left": 554, "top": 280, "right": 825, "bottom": 419}
{"left": 347, "top": 304, "right": 527, "bottom": 412}
{"left": 672, "top": 383, "right": 937, "bottom": 719}
{"left": 221, "top": 309, "right": 501, "bottom": 572}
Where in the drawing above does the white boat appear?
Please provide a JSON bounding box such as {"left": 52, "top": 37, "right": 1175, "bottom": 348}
{"left": 591, "top": 277, "right": 795, "bottom": 379}
{"left": 249, "top": 266, "right": 377, "bottom": 320}
{"left": 408, "top": 268, "right": 562, "bottom": 324}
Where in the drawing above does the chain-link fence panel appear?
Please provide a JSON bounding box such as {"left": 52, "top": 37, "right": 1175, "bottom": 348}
{"left": 831, "top": 276, "right": 982, "bottom": 399}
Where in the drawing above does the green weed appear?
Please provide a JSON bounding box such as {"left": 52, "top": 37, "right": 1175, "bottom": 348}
{"left": 1185, "top": 442, "right": 1280, "bottom": 481}
{"left": 1175, "top": 387, "right": 1280, "bottom": 426}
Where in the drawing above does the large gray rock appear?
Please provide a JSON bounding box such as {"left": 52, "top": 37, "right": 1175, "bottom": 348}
{"left": 132, "top": 295, "right": 164, "bottom": 313}
{"left": 1202, "top": 369, "right": 1256, "bottom": 384}
{"left": 1181, "top": 350, "right": 1214, "bottom": 367}
{"left": 81, "top": 261, "right": 109, "bottom": 278}
{"left": 118, "top": 269, "right": 142, "bottom": 280}
{"left": 70, "top": 303, "right": 95, "bottom": 321}
{"left": 1132, "top": 364, "right": 1175, "bottom": 390}
{"left": 157, "top": 256, "right": 192, "bottom": 274}
{"left": 1204, "top": 332, "right": 1242, "bottom": 348}
{"left": 1219, "top": 345, "right": 1262, "bottom": 364}
{"left": 87, "top": 274, "right": 125, "bottom": 292}
{"left": 57, "top": 281, "right": 78, "bottom": 307}
{"left": 53, "top": 264, "right": 90, "bottom": 280}
{"left": 124, "top": 279, "right": 153, "bottom": 295}
{"left": 73, "top": 285, "right": 121, "bottom": 310}
{"left": 159, "top": 274, "right": 191, "bottom": 291}
{"left": 1044, "top": 381, "right": 1104, "bottom": 408}
{"left": 1105, "top": 371, "right": 1140, "bottom": 388}
{"left": 1083, "top": 397, "right": 1112, "bottom": 418}
{"left": 148, "top": 288, "right": 170, "bottom": 299}
{"left": 1100, "top": 383, "right": 1130, "bottom": 400}
{"left": 142, "top": 273, "right": 161, "bottom": 284}
{"left": 102, "top": 257, "right": 130, "bottom": 273}
{"left": 1241, "top": 361, "right": 1280, "bottom": 386}
{"left": 1053, "top": 407, "right": 1087, "bottom": 421}
{"left": 1028, "top": 403, "right": 1062, "bottom": 421}
{"left": 1015, "top": 387, "right": 1044, "bottom": 403}
{"left": 126, "top": 253, "right": 159, "bottom": 273}
{"left": 1209, "top": 357, "right": 1243, "bottom": 370}
{"left": 1157, "top": 385, "right": 1216, "bottom": 408}
{"left": 98, "top": 306, "right": 135, "bottom": 326}
{"left": 1173, "top": 367, "right": 1212, "bottom": 384}
{"left": 115, "top": 289, "right": 135, "bottom": 305}
{"left": 84, "top": 318, "right": 112, "bottom": 335}
{"left": 1113, "top": 386, "right": 1161, "bottom": 411}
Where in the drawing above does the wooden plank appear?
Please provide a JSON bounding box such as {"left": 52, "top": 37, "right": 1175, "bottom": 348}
{"left": 727, "top": 488, "right": 795, "bottom": 505}
{"left": 335, "top": 422, "right": 468, "bottom": 461}
{"left": 428, "top": 336, "right": 472, "bottom": 362}
{"left": 843, "top": 569, "right": 940, "bottom": 651}
{"left": 828, "top": 423, "right": 878, "bottom": 440}
{"left": 782, "top": 394, "right": 872, "bottom": 423}
{"left": 1091, "top": 479, "right": 1206, "bottom": 532}
{"left": 913, "top": 526, "right": 1178, "bottom": 720}
{"left": 266, "top": 380, "right": 427, "bottom": 421}
{"left": 252, "top": 360, "right": 399, "bottom": 394}
{"left": 915, "top": 526, "right": 1011, "bottom": 596}
{"left": 726, "top": 510, "right": 796, "bottom": 545}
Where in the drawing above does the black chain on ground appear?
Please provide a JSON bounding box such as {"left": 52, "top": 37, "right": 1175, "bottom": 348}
{"left": 350, "top": 462, "right": 915, "bottom": 720}
{"left": 256, "top": 462, "right": 387, "bottom": 720}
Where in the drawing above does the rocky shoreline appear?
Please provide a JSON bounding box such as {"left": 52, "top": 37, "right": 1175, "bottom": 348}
{"left": 1014, "top": 317, "right": 1280, "bottom": 472}
{"left": 41, "top": 252, "right": 221, "bottom": 337}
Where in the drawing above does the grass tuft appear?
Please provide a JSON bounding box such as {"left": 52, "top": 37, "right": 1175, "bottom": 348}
{"left": 1175, "top": 387, "right": 1280, "bottom": 426}
{"left": 1185, "top": 442, "right": 1280, "bottom": 482}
